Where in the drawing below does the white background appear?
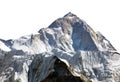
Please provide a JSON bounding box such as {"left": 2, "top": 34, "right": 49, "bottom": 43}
{"left": 0, "top": 0, "right": 120, "bottom": 51}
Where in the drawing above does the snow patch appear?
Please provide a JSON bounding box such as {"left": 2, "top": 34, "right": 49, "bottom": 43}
{"left": 0, "top": 41, "right": 11, "bottom": 51}
{"left": 14, "top": 62, "right": 29, "bottom": 82}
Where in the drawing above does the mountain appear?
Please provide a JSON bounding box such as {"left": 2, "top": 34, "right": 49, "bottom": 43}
{"left": 0, "top": 12, "right": 120, "bottom": 82}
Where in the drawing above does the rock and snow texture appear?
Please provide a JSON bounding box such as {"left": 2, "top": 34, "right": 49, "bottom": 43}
{"left": 0, "top": 12, "right": 120, "bottom": 82}
{"left": 0, "top": 39, "right": 11, "bottom": 51}
{"left": 28, "top": 49, "right": 120, "bottom": 82}
{"left": 0, "top": 12, "right": 116, "bottom": 53}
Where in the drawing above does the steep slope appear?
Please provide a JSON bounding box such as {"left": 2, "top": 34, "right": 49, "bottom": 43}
{"left": 0, "top": 13, "right": 115, "bottom": 53}
{"left": 0, "top": 12, "right": 119, "bottom": 82}
{"left": 28, "top": 49, "right": 120, "bottom": 82}
{"left": 0, "top": 39, "right": 11, "bottom": 51}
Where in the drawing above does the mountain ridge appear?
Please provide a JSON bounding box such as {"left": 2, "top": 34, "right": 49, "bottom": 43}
{"left": 0, "top": 12, "right": 116, "bottom": 53}
{"left": 0, "top": 12, "right": 120, "bottom": 82}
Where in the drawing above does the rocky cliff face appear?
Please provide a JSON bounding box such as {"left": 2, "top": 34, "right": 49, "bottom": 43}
{"left": 0, "top": 12, "right": 120, "bottom": 82}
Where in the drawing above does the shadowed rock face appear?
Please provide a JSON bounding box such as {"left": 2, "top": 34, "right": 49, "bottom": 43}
{"left": 28, "top": 52, "right": 92, "bottom": 82}
{"left": 36, "top": 58, "right": 87, "bottom": 82}
{"left": 42, "top": 74, "right": 82, "bottom": 82}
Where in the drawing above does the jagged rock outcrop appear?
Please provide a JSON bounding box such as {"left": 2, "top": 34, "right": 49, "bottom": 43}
{"left": 28, "top": 49, "right": 120, "bottom": 82}
{"left": 28, "top": 51, "right": 92, "bottom": 82}
{"left": 0, "top": 12, "right": 120, "bottom": 82}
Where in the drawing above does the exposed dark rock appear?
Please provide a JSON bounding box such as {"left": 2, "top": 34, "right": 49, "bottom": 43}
{"left": 41, "top": 58, "right": 84, "bottom": 82}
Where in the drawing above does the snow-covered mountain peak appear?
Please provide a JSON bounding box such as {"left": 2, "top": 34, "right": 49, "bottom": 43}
{"left": 64, "top": 12, "right": 77, "bottom": 17}
{"left": 0, "top": 13, "right": 116, "bottom": 53}
{"left": 0, "top": 12, "right": 119, "bottom": 82}
{"left": 48, "top": 12, "right": 82, "bottom": 29}
{"left": 47, "top": 13, "right": 115, "bottom": 51}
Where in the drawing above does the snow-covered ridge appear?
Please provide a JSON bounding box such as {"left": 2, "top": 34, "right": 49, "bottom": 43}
{"left": 0, "top": 12, "right": 119, "bottom": 82}
{"left": 0, "top": 13, "right": 116, "bottom": 53}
